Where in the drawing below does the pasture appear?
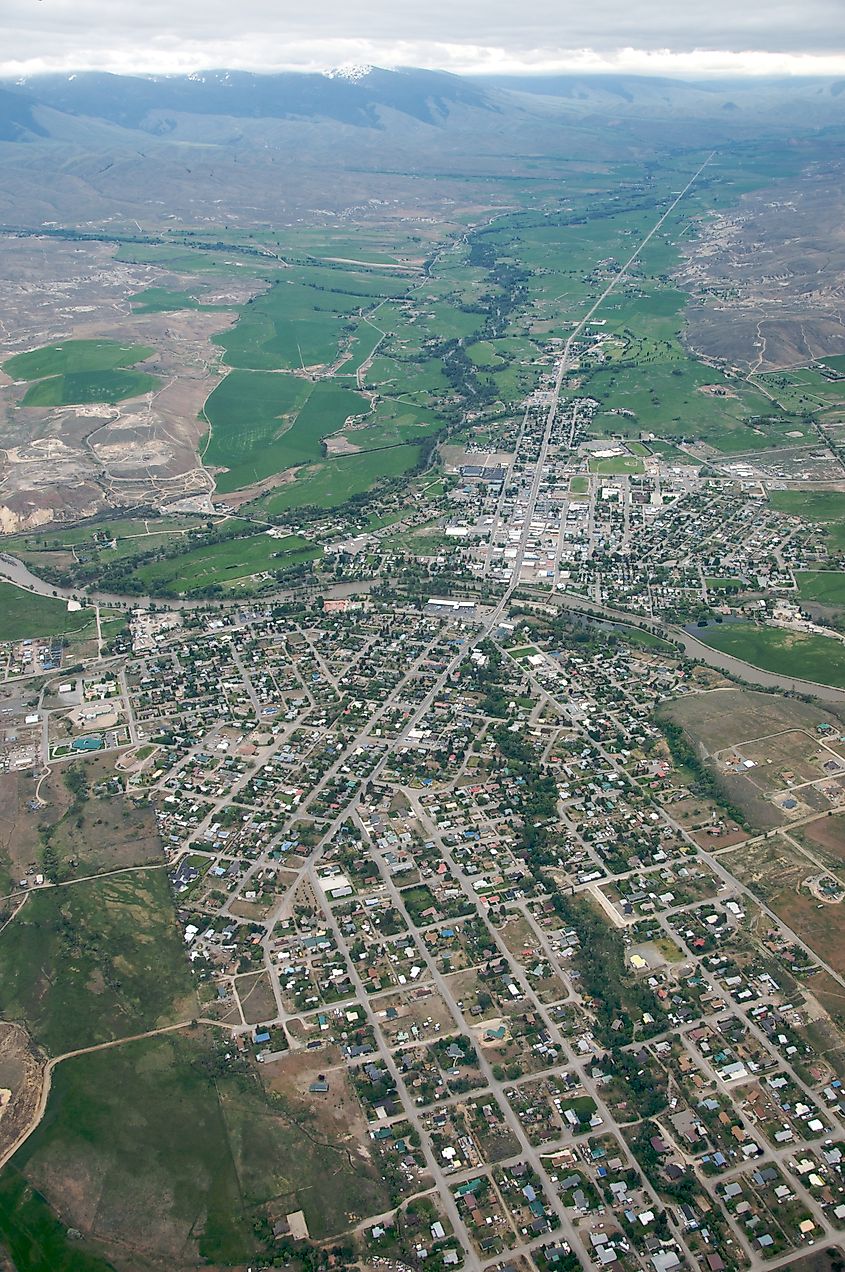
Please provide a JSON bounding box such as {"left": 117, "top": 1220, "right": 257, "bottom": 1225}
{"left": 0, "top": 583, "right": 94, "bottom": 642}
{"left": 693, "top": 621, "right": 845, "bottom": 688}
{"left": 131, "top": 531, "right": 319, "bottom": 595}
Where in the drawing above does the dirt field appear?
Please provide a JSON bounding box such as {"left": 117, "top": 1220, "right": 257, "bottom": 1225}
{"left": 797, "top": 813, "right": 845, "bottom": 867}
{"left": 661, "top": 690, "right": 845, "bottom": 831}
{"left": 0, "top": 1022, "right": 45, "bottom": 1164}
{"left": 662, "top": 689, "right": 842, "bottom": 755}
{"left": 724, "top": 836, "right": 845, "bottom": 976}
{"left": 235, "top": 970, "right": 278, "bottom": 1026}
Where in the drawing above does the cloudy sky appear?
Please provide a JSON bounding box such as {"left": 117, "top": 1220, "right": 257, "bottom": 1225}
{"left": 3, "top": 0, "right": 845, "bottom": 79}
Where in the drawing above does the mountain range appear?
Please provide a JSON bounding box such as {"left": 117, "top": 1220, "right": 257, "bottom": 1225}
{"left": 1, "top": 66, "right": 844, "bottom": 227}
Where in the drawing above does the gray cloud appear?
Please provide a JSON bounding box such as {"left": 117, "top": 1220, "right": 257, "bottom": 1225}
{"left": 3, "top": 0, "right": 845, "bottom": 77}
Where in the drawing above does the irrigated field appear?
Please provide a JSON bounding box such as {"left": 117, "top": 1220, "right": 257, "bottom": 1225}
{"left": 203, "top": 372, "right": 368, "bottom": 493}
{"left": 258, "top": 443, "right": 424, "bottom": 515}
{"left": 0, "top": 583, "right": 94, "bottom": 642}
{"left": 693, "top": 622, "right": 845, "bottom": 688}
{"left": 4, "top": 340, "right": 161, "bottom": 408}
{"left": 21, "top": 369, "right": 159, "bottom": 407}
{"left": 3, "top": 341, "right": 154, "bottom": 381}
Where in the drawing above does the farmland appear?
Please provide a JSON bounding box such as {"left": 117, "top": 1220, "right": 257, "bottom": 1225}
{"left": 693, "top": 621, "right": 845, "bottom": 688}
{"left": 0, "top": 583, "right": 94, "bottom": 642}
{"left": 3, "top": 341, "right": 154, "bottom": 381}
{"left": 130, "top": 530, "right": 319, "bottom": 595}
{"left": 203, "top": 372, "right": 368, "bottom": 493}
{"left": 4, "top": 340, "right": 161, "bottom": 408}
{"left": 21, "top": 368, "right": 159, "bottom": 407}
{"left": 258, "top": 443, "right": 424, "bottom": 516}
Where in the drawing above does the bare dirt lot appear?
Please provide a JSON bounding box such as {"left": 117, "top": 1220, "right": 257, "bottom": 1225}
{"left": 0, "top": 238, "right": 256, "bottom": 530}
{"left": 722, "top": 834, "right": 845, "bottom": 976}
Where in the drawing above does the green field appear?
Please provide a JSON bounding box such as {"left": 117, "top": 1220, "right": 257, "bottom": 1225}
{"left": 0, "top": 1030, "right": 395, "bottom": 1267}
{"left": 130, "top": 287, "right": 229, "bottom": 314}
{"left": 589, "top": 455, "right": 645, "bottom": 475}
{"left": 693, "top": 621, "right": 845, "bottom": 688}
{"left": 258, "top": 444, "right": 424, "bottom": 515}
{"left": 0, "top": 583, "right": 94, "bottom": 643}
{"left": 3, "top": 341, "right": 154, "bottom": 381}
{"left": 131, "top": 531, "right": 319, "bottom": 595}
{"left": 769, "top": 490, "right": 845, "bottom": 552}
{"left": 21, "top": 368, "right": 159, "bottom": 407}
{"left": 203, "top": 372, "right": 368, "bottom": 493}
{"left": 569, "top": 477, "right": 589, "bottom": 494}
{"left": 0, "top": 871, "right": 195, "bottom": 1055}
{"left": 213, "top": 265, "right": 410, "bottom": 372}
{"left": 795, "top": 571, "right": 845, "bottom": 606}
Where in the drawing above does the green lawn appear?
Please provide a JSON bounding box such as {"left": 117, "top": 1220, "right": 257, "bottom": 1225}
{"left": 693, "top": 622, "right": 845, "bottom": 688}
{"left": 21, "top": 369, "right": 159, "bottom": 407}
{"left": 0, "top": 583, "right": 94, "bottom": 642}
{"left": 569, "top": 477, "right": 589, "bottom": 494}
{"left": 795, "top": 571, "right": 845, "bottom": 606}
{"left": 3, "top": 340, "right": 154, "bottom": 381}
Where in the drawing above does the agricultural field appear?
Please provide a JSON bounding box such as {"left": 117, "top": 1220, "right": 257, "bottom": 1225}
{"left": 203, "top": 372, "right": 368, "bottom": 493}
{"left": 130, "top": 530, "right": 319, "bottom": 595}
{"left": 20, "top": 368, "right": 159, "bottom": 407}
{"left": 213, "top": 264, "right": 412, "bottom": 372}
{"left": 693, "top": 621, "right": 845, "bottom": 688}
{"left": 130, "top": 286, "right": 230, "bottom": 314}
{"left": 3, "top": 341, "right": 154, "bottom": 381}
{"left": 0, "top": 583, "right": 94, "bottom": 642}
{"left": 4, "top": 340, "right": 160, "bottom": 408}
{"left": 256, "top": 443, "right": 424, "bottom": 516}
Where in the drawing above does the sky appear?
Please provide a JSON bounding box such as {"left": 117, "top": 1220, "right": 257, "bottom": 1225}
{"left": 3, "top": 0, "right": 845, "bottom": 79}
